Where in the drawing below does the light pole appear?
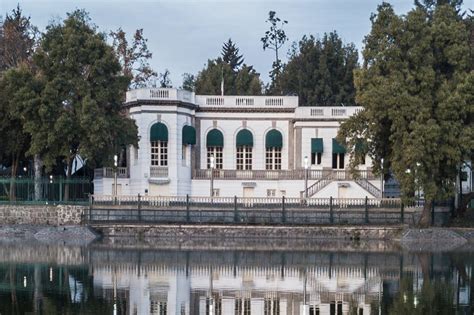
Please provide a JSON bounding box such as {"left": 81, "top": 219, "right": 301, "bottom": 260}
{"left": 304, "top": 156, "right": 309, "bottom": 199}
{"left": 113, "top": 155, "right": 118, "bottom": 197}
{"left": 416, "top": 162, "right": 421, "bottom": 205}
{"left": 210, "top": 155, "right": 215, "bottom": 197}
{"left": 380, "top": 158, "right": 384, "bottom": 198}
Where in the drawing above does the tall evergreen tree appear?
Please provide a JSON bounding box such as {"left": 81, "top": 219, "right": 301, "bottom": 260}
{"left": 221, "top": 38, "right": 244, "bottom": 72}
{"left": 337, "top": 2, "right": 472, "bottom": 226}
{"left": 30, "top": 10, "right": 138, "bottom": 200}
{"left": 276, "top": 32, "right": 358, "bottom": 106}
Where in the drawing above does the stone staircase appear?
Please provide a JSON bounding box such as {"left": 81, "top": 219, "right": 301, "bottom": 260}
{"left": 354, "top": 178, "right": 382, "bottom": 198}
{"left": 300, "top": 174, "right": 333, "bottom": 198}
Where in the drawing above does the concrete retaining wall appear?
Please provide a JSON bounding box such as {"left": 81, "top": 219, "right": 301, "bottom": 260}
{"left": 93, "top": 224, "right": 404, "bottom": 240}
{"left": 0, "top": 205, "right": 87, "bottom": 225}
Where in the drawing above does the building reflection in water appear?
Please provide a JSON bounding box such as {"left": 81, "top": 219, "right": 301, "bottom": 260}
{"left": 90, "top": 250, "right": 472, "bottom": 315}
{"left": 0, "top": 244, "right": 472, "bottom": 314}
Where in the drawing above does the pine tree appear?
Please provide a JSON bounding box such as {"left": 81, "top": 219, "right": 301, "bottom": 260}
{"left": 221, "top": 38, "right": 244, "bottom": 72}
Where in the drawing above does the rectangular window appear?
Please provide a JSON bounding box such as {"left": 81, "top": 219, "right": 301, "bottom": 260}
{"left": 267, "top": 189, "right": 276, "bottom": 197}
{"left": 339, "top": 153, "right": 345, "bottom": 169}
{"left": 213, "top": 189, "right": 220, "bottom": 197}
{"left": 312, "top": 152, "right": 322, "bottom": 165}
{"left": 236, "top": 146, "right": 252, "bottom": 170}
{"left": 151, "top": 141, "right": 168, "bottom": 166}
{"left": 280, "top": 190, "right": 286, "bottom": 196}
{"left": 361, "top": 154, "right": 366, "bottom": 165}
{"left": 332, "top": 153, "right": 344, "bottom": 169}
{"left": 207, "top": 147, "right": 223, "bottom": 169}
{"left": 266, "top": 147, "right": 282, "bottom": 170}
{"left": 332, "top": 153, "right": 338, "bottom": 169}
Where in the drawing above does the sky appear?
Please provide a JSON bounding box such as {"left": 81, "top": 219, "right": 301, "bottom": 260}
{"left": 1, "top": 0, "right": 472, "bottom": 86}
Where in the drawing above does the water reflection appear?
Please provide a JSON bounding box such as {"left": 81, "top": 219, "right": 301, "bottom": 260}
{"left": 0, "top": 242, "right": 472, "bottom": 314}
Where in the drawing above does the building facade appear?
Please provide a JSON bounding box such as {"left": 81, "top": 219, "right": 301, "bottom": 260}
{"left": 94, "top": 88, "right": 382, "bottom": 198}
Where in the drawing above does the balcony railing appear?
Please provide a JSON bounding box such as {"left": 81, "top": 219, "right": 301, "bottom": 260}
{"left": 193, "top": 169, "right": 376, "bottom": 180}
{"left": 150, "top": 166, "right": 168, "bottom": 178}
{"left": 94, "top": 167, "right": 129, "bottom": 179}
{"left": 195, "top": 95, "right": 298, "bottom": 109}
{"left": 295, "top": 106, "right": 363, "bottom": 119}
{"left": 126, "top": 88, "right": 195, "bottom": 104}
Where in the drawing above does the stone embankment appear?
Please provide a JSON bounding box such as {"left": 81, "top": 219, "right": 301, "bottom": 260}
{"left": 0, "top": 204, "right": 87, "bottom": 225}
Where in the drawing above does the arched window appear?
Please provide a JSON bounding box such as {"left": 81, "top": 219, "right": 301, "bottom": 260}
{"left": 206, "top": 129, "right": 224, "bottom": 169}
{"left": 150, "top": 122, "right": 168, "bottom": 166}
{"left": 236, "top": 129, "right": 253, "bottom": 170}
{"left": 265, "top": 130, "right": 283, "bottom": 170}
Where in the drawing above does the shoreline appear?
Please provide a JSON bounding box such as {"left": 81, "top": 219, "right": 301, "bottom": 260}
{"left": 1, "top": 223, "right": 474, "bottom": 252}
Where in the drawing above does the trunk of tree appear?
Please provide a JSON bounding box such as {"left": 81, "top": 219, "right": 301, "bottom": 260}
{"left": 9, "top": 266, "right": 19, "bottom": 314}
{"left": 64, "top": 155, "right": 73, "bottom": 202}
{"left": 9, "top": 154, "right": 19, "bottom": 201}
{"left": 34, "top": 154, "right": 43, "bottom": 201}
{"left": 418, "top": 199, "right": 433, "bottom": 228}
{"left": 33, "top": 264, "right": 42, "bottom": 313}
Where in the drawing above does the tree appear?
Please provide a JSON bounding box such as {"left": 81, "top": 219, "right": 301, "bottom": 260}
{"left": 181, "top": 73, "right": 195, "bottom": 92}
{"left": 0, "top": 6, "right": 39, "bottom": 200}
{"left": 194, "top": 58, "right": 262, "bottom": 95}
{"left": 0, "top": 5, "right": 38, "bottom": 71}
{"left": 109, "top": 27, "right": 157, "bottom": 89}
{"left": 0, "top": 67, "right": 37, "bottom": 200}
{"left": 221, "top": 38, "right": 244, "bottom": 71}
{"left": 276, "top": 33, "right": 358, "bottom": 106}
{"left": 30, "top": 10, "right": 138, "bottom": 200}
{"left": 261, "top": 11, "right": 288, "bottom": 93}
{"left": 337, "top": 2, "right": 472, "bottom": 226}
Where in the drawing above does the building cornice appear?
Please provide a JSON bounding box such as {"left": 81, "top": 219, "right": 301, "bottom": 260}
{"left": 124, "top": 99, "right": 197, "bottom": 110}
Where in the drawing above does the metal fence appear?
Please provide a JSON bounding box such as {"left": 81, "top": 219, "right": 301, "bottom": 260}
{"left": 0, "top": 177, "right": 92, "bottom": 204}
{"left": 88, "top": 195, "right": 416, "bottom": 225}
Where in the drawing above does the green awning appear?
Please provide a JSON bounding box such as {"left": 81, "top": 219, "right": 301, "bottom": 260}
{"left": 182, "top": 125, "right": 196, "bottom": 145}
{"left": 266, "top": 129, "right": 283, "bottom": 148}
{"left": 236, "top": 129, "right": 253, "bottom": 147}
{"left": 355, "top": 139, "right": 368, "bottom": 153}
{"left": 206, "top": 129, "right": 224, "bottom": 147}
{"left": 332, "top": 138, "right": 346, "bottom": 154}
{"left": 311, "top": 138, "right": 323, "bottom": 153}
{"left": 150, "top": 122, "right": 168, "bottom": 141}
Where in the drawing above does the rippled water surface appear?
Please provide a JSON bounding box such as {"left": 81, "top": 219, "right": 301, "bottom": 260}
{"left": 0, "top": 240, "right": 473, "bottom": 315}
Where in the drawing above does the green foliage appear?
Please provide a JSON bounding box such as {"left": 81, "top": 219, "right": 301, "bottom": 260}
{"left": 0, "top": 66, "right": 37, "bottom": 173}
{"left": 181, "top": 73, "right": 195, "bottom": 92}
{"left": 261, "top": 11, "right": 288, "bottom": 93}
{"left": 276, "top": 33, "right": 358, "bottom": 106}
{"left": 29, "top": 9, "right": 138, "bottom": 171}
{"left": 194, "top": 58, "right": 262, "bottom": 95}
{"left": 338, "top": 2, "right": 472, "bottom": 210}
{"left": 222, "top": 38, "right": 244, "bottom": 71}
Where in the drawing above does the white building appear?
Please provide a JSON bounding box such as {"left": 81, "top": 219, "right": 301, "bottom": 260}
{"left": 94, "top": 88, "right": 381, "bottom": 199}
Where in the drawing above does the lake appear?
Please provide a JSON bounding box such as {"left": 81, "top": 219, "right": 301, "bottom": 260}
{"left": 0, "top": 240, "right": 472, "bottom": 315}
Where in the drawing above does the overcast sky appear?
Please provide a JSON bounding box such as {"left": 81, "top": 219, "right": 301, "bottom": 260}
{"left": 2, "top": 0, "right": 471, "bottom": 86}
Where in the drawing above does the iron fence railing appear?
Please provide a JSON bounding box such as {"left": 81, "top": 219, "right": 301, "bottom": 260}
{"left": 88, "top": 195, "right": 418, "bottom": 225}
{"left": 0, "top": 177, "right": 91, "bottom": 204}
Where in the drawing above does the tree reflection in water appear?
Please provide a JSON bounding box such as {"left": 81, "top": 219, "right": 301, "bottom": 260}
{"left": 0, "top": 243, "right": 472, "bottom": 315}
